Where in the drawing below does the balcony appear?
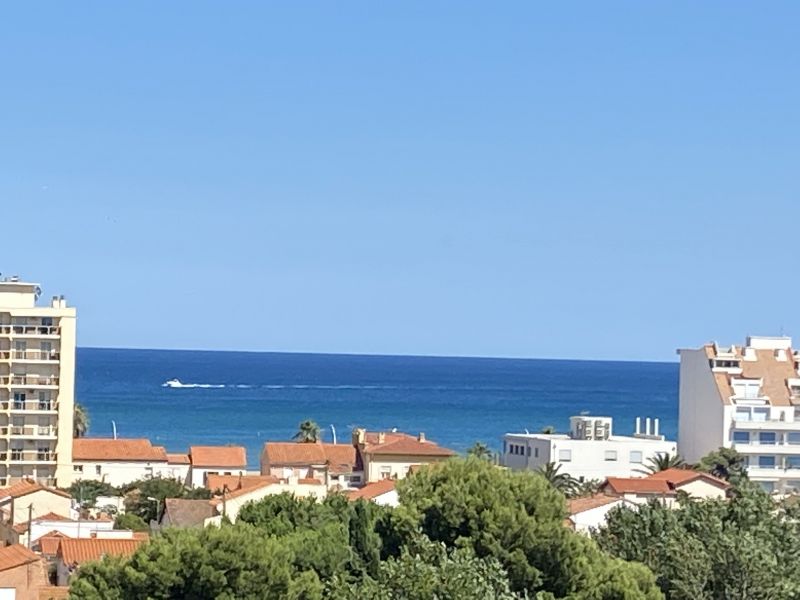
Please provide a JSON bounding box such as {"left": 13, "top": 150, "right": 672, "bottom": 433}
{"left": 0, "top": 401, "right": 57, "bottom": 414}
{"left": 0, "top": 375, "right": 59, "bottom": 388}
{"left": 0, "top": 425, "right": 57, "bottom": 439}
{"left": 2, "top": 451, "right": 56, "bottom": 463}
{"left": 733, "top": 442, "right": 800, "bottom": 455}
{"left": 0, "top": 350, "right": 60, "bottom": 363}
{"left": 0, "top": 325, "right": 59, "bottom": 338}
{"left": 731, "top": 419, "right": 800, "bottom": 430}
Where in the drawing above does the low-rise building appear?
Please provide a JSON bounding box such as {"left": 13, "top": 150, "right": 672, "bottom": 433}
{"left": 678, "top": 335, "right": 800, "bottom": 494}
{"left": 188, "top": 446, "right": 247, "bottom": 488}
{"left": 502, "top": 416, "right": 677, "bottom": 481}
{"left": 565, "top": 495, "right": 635, "bottom": 534}
{"left": 0, "top": 544, "right": 49, "bottom": 600}
{"left": 345, "top": 479, "right": 398, "bottom": 507}
{"left": 207, "top": 476, "right": 327, "bottom": 524}
{"left": 55, "top": 538, "right": 145, "bottom": 586}
{"left": 353, "top": 429, "right": 455, "bottom": 482}
{"left": 602, "top": 468, "right": 729, "bottom": 506}
{"left": 158, "top": 498, "right": 215, "bottom": 529}
{"left": 261, "top": 443, "right": 362, "bottom": 489}
{"left": 0, "top": 479, "right": 74, "bottom": 545}
{"left": 71, "top": 439, "right": 171, "bottom": 486}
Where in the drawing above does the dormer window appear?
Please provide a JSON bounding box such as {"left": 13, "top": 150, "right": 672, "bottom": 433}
{"left": 732, "top": 378, "right": 762, "bottom": 400}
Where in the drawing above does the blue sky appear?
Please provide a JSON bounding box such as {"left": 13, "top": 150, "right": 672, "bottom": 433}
{"left": 1, "top": 3, "right": 798, "bottom": 361}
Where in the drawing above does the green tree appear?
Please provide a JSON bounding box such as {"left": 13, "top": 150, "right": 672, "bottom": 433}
{"left": 67, "top": 480, "right": 120, "bottom": 508}
{"left": 639, "top": 452, "right": 685, "bottom": 474}
{"left": 122, "top": 477, "right": 187, "bottom": 522}
{"left": 114, "top": 513, "right": 148, "bottom": 532}
{"left": 467, "top": 441, "right": 494, "bottom": 461}
{"left": 73, "top": 403, "right": 90, "bottom": 438}
{"left": 293, "top": 419, "right": 321, "bottom": 443}
{"left": 540, "top": 425, "right": 556, "bottom": 434}
{"left": 697, "top": 447, "right": 747, "bottom": 482}
{"left": 396, "top": 457, "right": 662, "bottom": 598}
{"left": 536, "top": 462, "right": 579, "bottom": 496}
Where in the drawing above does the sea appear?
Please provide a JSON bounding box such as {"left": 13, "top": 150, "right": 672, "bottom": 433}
{"left": 76, "top": 348, "right": 679, "bottom": 469}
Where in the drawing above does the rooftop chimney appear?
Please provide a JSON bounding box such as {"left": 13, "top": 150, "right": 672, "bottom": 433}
{"left": 378, "top": 432, "right": 385, "bottom": 444}
{"left": 418, "top": 432, "right": 426, "bottom": 442}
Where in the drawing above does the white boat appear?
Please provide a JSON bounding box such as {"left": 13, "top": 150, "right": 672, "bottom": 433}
{"left": 163, "top": 378, "right": 183, "bottom": 388}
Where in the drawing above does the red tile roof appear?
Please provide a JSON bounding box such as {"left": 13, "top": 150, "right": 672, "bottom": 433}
{"left": 0, "top": 543, "right": 41, "bottom": 572}
{"left": 36, "top": 533, "right": 68, "bottom": 556}
{"left": 206, "top": 474, "right": 279, "bottom": 493}
{"left": 190, "top": 445, "right": 247, "bottom": 468}
{"left": 362, "top": 432, "right": 455, "bottom": 457}
{"left": 13, "top": 512, "right": 74, "bottom": 534}
{"left": 57, "top": 538, "right": 145, "bottom": 565}
{"left": 346, "top": 479, "right": 396, "bottom": 501}
{"left": 648, "top": 468, "right": 730, "bottom": 488}
{"left": 167, "top": 453, "right": 191, "bottom": 465}
{"left": 604, "top": 477, "right": 672, "bottom": 495}
{"left": 262, "top": 443, "right": 358, "bottom": 474}
{"left": 72, "top": 438, "right": 168, "bottom": 462}
{"left": 0, "top": 479, "right": 71, "bottom": 500}
{"left": 566, "top": 495, "right": 624, "bottom": 515}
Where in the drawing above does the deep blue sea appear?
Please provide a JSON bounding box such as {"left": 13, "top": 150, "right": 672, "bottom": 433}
{"left": 76, "top": 348, "right": 679, "bottom": 469}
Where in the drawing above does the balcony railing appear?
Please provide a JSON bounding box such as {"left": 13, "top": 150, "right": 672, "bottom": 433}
{"left": 1, "top": 401, "right": 56, "bottom": 412}
{"left": 0, "top": 350, "right": 60, "bottom": 361}
{"left": 2, "top": 451, "right": 56, "bottom": 462}
{"left": 0, "top": 325, "right": 59, "bottom": 336}
{"left": 0, "top": 425, "right": 57, "bottom": 437}
{"left": 0, "top": 376, "right": 59, "bottom": 387}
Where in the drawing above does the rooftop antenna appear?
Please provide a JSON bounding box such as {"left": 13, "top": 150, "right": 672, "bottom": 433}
{"left": 111, "top": 420, "right": 117, "bottom": 440}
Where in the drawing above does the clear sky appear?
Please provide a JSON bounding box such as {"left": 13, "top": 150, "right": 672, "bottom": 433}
{"left": 2, "top": 3, "right": 798, "bottom": 361}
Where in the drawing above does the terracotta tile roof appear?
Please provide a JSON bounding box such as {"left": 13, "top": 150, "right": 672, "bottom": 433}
{"left": 73, "top": 438, "right": 168, "bottom": 462}
{"left": 0, "top": 479, "right": 71, "bottom": 500}
{"left": 13, "top": 512, "right": 74, "bottom": 534}
{"left": 363, "top": 432, "right": 456, "bottom": 457}
{"left": 161, "top": 498, "right": 215, "bottom": 528}
{"left": 57, "top": 538, "right": 144, "bottom": 565}
{"left": 566, "top": 495, "right": 624, "bottom": 515}
{"left": 0, "top": 543, "right": 41, "bottom": 572}
{"left": 189, "top": 445, "right": 247, "bottom": 468}
{"left": 206, "top": 474, "right": 279, "bottom": 493}
{"left": 346, "top": 479, "right": 396, "bottom": 501}
{"left": 262, "top": 443, "right": 359, "bottom": 474}
{"left": 647, "top": 468, "right": 730, "bottom": 488}
{"left": 298, "top": 478, "right": 324, "bottom": 485}
{"left": 604, "top": 477, "right": 673, "bottom": 495}
{"left": 167, "top": 453, "right": 191, "bottom": 464}
{"left": 36, "top": 533, "right": 68, "bottom": 556}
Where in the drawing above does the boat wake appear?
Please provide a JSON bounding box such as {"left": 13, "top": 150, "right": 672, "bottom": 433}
{"left": 162, "top": 379, "right": 225, "bottom": 389}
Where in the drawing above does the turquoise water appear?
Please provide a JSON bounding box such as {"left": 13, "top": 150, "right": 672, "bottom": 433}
{"left": 76, "top": 348, "right": 678, "bottom": 469}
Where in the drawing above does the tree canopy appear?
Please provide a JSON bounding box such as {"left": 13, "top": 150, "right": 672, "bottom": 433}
{"left": 293, "top": 419, "right": 322, "bottom": 443}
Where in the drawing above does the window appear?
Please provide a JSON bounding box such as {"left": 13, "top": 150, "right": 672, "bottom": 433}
{"left": 787, "top": 456, "right": 800, "bottom": 470}
{"left": 735, "top": 408, "right": 751, "bottom": 421}
{"left": 604, "top": 450, "right": 618, "bottom": 461}
{"left": 534, "top": 447, "right": 539, "bottom": 458}
{"left": 38, "top": 392, "right": 51, "bottom": 411}
{"left": 789, "top": 433, "right": 800, "bottom": 445}
{"left": 350, "top": 475, "right": 361, "bottom": 483}
{"left": 380, "top": 466, "right": 392, "bottom": 479}
{"left": 526, "top": 447, "right": 531, "bottom": 457}
{"left": 758, "top": 456, "right": 776, "bottom": 469}
{"left": 629, "top": 451, "right": 643, "bottom": 464}
{"left": 759, "top": 432, "right": 776, "bottom": 446}
{"left": 73, "top": 465, "right": 83, "bottom": 473}
{"left": 95, "top": 465, "right": 102, "bottom": 475}
{"left": 558, "top": 449, "right": 572, "bottom": 462}
{"left": 13, "top": 392, "right": 25, "bottom": 410}
{"left": 753, "top": 408, "right": 769, "bottom": 422}
{"left": 732, "top": 431, "right": 750, "bottom": 444}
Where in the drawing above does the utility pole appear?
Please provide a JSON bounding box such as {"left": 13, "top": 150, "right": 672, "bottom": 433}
{"left": 26, "top": 503, "right": 33, "bottom": 549}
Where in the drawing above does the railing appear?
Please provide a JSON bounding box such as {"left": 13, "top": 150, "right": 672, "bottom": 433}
{"left": 2, "top": 451, "right": 56, "bottom": 462}
{"left": 0, "top": 325, "right": 59, "bottom": 336}
{"left": 0, "top": 350, "right": 60, "bottom": 361}
{"left": 0, "top": 376, "right": 59, "bottom": 386}
{"left": 1, "top": 401, "right": 56, "bottom": 412}
{"left": 0, "top": 425, "right": 57, "bottom": 437}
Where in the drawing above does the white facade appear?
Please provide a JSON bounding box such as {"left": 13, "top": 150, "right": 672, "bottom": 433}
{"left": 567, "top": 498, "right": 634, "bottom": 534}
{"left": 502, "top": 416, "right": 677, "bottom": 481}
{"left": 0, "top": 277, "right": 76, "bottom": 487}
{"left": 189, "top": 465, "right": 246, "bottom": 489}
{"left": 72, "top": 459, "right": 179, "bottom": 487}
{"left": 678, "top": 336, "right": 800, "bottom": 494}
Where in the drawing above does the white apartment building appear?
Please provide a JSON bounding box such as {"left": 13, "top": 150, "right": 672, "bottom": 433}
{"left": 678, "top": 335, "right": 800, "bottom": 494}
{"left": 0, "top": 276, "right": 76, "bottom": 487}
{"left": 502, "top": 415, "right": 677, "bottom": 481}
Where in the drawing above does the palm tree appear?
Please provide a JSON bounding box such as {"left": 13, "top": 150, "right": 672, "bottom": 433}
{"left": 540, "top": 425, "right": 556, "bottom": 434}
{"left": 536, "top": 462, "right": 579, "bottom": 496}
{"left": 639, "top": 452, "right": 685, "bottom": 474}
{"left": 293, "top": 419, "right": 321, "bottom": 443}
{"left": 73, "top": 403, "right": 89, "bottom": 438}
{"left": 467, "top": 441, "right": 494, "bottom": 461}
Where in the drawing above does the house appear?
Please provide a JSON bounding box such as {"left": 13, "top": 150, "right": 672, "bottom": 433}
{"left": 11, "top": 513, "right": 124, "bottom": 548}
{"left": 0, "top": 544, "right": 49, "bottom": 600}
{"left": 565, "top": 495, "right": 635, "bottom": 534}
{"left": 208, "top": 476, "right": 327, "bottom": 524}
{"left": 679, "top": 336, "right": 800, "bottom": 494}
{"left": 502, "top": 415, "right": 677, "bottom": 481}
{"left": 260, "top": 443, "right": 362, "bottom": 489}
{"left": 55, "top": 538, "right": 145, "bottom": 586}
{"left": 0, "top": 479, "right": 74, "bottom": 545}
{"left": 71, "top": 439, "right": 171, "bottom": 486}
{"left": 157, "top": 498, "right": 215, "bottom": 529}
{"left": 602, "top": 468, "right": 729, "bottom": 507}
{"left": 188, "top": 446, "right": 247, "bottom": 488}
{"left": 205, "top": 474, "right": 279, "bottom": 494}
{"left": 345, "top": 479, "right": 398, "bottom": 507}
{"left": 165, "top": 453, "right": 191, "bottom": 485}
{"left": 353, "top": 429, "right": 455, "bottom": 482}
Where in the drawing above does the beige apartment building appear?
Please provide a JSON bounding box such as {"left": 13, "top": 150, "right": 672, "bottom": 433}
{"left": 0, "top": 276, "right": 76, "bottom": 487}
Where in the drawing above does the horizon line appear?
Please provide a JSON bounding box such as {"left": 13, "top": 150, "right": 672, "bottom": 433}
{"left": 77, "top": 344, "right": 677, "bottom": 365}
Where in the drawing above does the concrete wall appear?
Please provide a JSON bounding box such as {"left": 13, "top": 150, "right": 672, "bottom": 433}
{"left": 72, "top": 461, "right": 182, "bottom": 487}
{"left": 0, "top": 558, "right": 48, "bottom": 600}
{"left": 363, "top": 455, "right": 450, "bottom": 483}
{"left": 570, "top": 500, "right": 632, "bottom": 534}
{"left": 190, "top": 466, "right": 245, "bottom": 489}
{"left": 678, "top": 348, "right": 725, "bottom": 463}
{"left": 10, "top": 490, "right": 72, "bottom": 524}
{"left": 678, "top": 479, "right": 727, "bottom": 501}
